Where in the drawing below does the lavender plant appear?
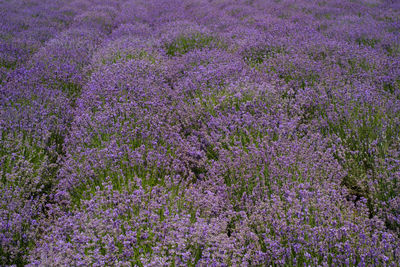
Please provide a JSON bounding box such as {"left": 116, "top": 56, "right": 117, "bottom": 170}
{"left": 1, "top": 0, "right": 399, "bottom": 266}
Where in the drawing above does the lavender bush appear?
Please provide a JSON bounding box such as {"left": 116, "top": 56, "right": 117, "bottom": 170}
{"left": 1, "top": 0, "right": 399, "bottom": 266}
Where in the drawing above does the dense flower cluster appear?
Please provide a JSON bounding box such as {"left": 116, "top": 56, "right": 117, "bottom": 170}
{"left": 1, "top": 0, "right": 399, "bottom": 266}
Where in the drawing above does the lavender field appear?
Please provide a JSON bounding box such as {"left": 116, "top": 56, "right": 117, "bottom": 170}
{"left": 1, "top": 0, "right": 400, "bottom": 266}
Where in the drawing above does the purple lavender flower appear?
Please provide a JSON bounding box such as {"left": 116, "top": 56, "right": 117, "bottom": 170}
{"left": 1, "top": 0, "right": 399, "bottom": 265}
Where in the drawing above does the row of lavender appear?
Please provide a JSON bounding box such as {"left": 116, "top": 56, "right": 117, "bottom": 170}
{"left": 1, "top": 0, "right": 125, "bottom": 264}
{"left": 1, "top": 0, "right": 400, "bottom": 265}
{"left": 0, "top": 0, "right": 78, "bottom": 83}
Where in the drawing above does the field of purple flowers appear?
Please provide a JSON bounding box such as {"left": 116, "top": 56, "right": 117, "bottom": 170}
{"left": 1, "top": 0, "right": 399, "bottom": 266}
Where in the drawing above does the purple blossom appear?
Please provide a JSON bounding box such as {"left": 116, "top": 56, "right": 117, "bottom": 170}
{"left": 1, "top": 0, "right": 400, "bottom": 265}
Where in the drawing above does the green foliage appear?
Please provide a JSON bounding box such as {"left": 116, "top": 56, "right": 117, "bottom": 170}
{"left": 243, "top": 46, "right": 285, "bottom": 67}
{"left": 58, "top": 81, "right": 82, "bottom": 102}
{"left": 165, "top": 33, "right": 221, "bottom": 56}
{"left": 321, "top": 100, "right": 400, "bottom": 217}
{"left": 0, "top": 58, "right": 17, "bottom": 70}
{"left": 355, "top": 37, "right": 380, "bottom": 48}
{"left": 382, "top": 79, "right": 400, "bottom": 99}
{"left": 336, "top": 57, "right": 374, "bottom": 76}
{"left": 384, "top": 43, "right": 400, "bottom": 56}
